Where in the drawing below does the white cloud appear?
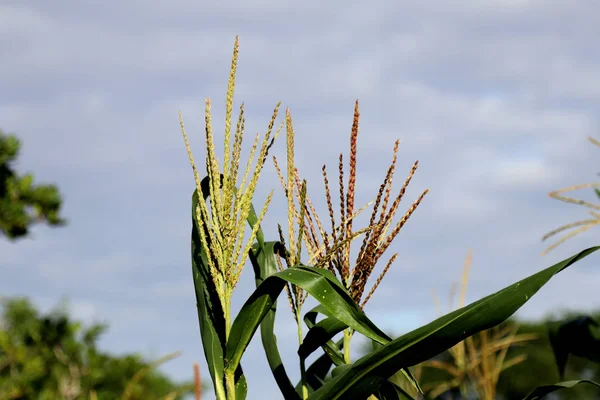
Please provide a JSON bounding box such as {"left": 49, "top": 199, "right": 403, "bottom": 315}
{"left": 490, "top": 158, "right": 562, "bottom": 187}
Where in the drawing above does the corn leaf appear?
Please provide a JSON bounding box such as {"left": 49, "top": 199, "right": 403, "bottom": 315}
{"left": 225, "top": 265, "right": 390, "bottom": 375}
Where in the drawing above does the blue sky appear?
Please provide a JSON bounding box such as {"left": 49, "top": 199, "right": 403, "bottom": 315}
{"left": 2, "top": 1, "right": 600, "bottom": 398}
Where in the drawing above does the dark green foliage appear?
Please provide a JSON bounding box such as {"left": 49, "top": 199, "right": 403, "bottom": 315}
{"left": 548, "top": 315, "right": 600, "bottom": 379}
{"left": 0, "top": 130, "right": 66, "bottom": 240}
{"left": 498, "top": 312, "right": 600, "bottom": 400}
{"left": 0, "top": 297, "right": 194, "bottom": 399}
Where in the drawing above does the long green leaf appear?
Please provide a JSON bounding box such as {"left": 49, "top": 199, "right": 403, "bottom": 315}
{"left": 302, "top": 307, "right": 423, "bottom": 395}
{"left": 300, "top": 338, "right": 345, "bottom": 393}
{"left": 224, "top": 265, "right": 390, "bottom": 375}
{"left": 300, "top": 316, "right": 349, "bottom": 360}
{"left": 375, "top": 379, "right": 419, "bottom": 400}
{"left": 523, "top": 379, "right": 600, "bottom": 400}
{"left": 301, "top": 309, "right": 422, "bottom": 395}
{"left": 302, "top": 306, "right": 422, "bottom": 395}
{"left": 249, "top": 240, "right": 300, "bottom": 400}
{"left": 307, "top": 246, "right": 600, "bottom": 400}
{"left": 303, "top": 305, "right": 346, "bottom": 366}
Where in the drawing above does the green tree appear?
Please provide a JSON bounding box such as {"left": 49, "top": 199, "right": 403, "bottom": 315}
{"left": 0, "top": 297, "right": 194, "bottom": 399}
{"left": 0, "top": 130, "right": 66, "bottom": 240}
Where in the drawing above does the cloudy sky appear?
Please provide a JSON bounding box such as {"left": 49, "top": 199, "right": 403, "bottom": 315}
{"left": 2, "top": 1, "right": 600, "bottom": 398}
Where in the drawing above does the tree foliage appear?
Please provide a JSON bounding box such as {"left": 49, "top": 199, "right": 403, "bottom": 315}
{"left": 0, "top": 129, "right": 66, "bottom": 240}
{"left": 0, "top": 297, "right": 194, "bottom": 399}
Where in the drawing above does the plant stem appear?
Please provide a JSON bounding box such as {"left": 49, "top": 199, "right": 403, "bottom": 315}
{"left": 214, "top": 378, "right": 227, "bottom": 400}
{"left": 225, "top": 370, "right": 236, "bottom": 400}
{"left": 296, "top": 308, "right": 308, "bottom": 400}
{"left": 223, "top": 287, "right": 234, "bottom": 400}
{"left": 224, "top": 295, "right": 231, "bottom": 340}
{"left": 343, "top": 329, "right": 352, "bottom": 363}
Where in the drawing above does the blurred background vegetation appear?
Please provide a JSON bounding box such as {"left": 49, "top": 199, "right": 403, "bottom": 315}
{"left": 0, "top": 297, "right": 195, "bottom": 400}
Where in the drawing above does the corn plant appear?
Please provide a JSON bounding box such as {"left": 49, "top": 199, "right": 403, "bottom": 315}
{"left": 180, "top": 37, "right": 600, "bottom": 400}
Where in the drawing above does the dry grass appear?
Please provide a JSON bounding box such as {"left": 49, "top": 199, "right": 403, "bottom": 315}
{"left": 423, "top": 250, "right": 537, "bottom": 400}
{"left": 542, "top": 136, "right": 600, "bottom": 255}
